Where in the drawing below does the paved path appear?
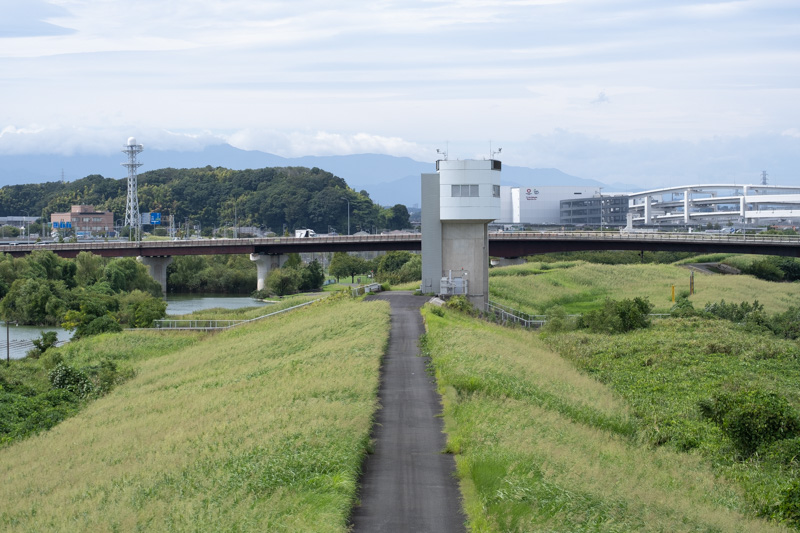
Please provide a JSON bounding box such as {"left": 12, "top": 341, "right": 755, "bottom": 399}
{"left": 350, "top": 292, "right": 465, "bottom": 533}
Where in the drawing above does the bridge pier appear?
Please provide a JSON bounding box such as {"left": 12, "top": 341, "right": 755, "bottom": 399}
{"left": 137, "top": 256, "right": 173, "bottom": 296}
{"left": 250, "top": 253, "right": 288, "bottom": 291}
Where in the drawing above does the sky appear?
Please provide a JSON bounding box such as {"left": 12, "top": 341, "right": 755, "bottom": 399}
{"left": 1, "top": 0, "right": 799, "bottom": 189}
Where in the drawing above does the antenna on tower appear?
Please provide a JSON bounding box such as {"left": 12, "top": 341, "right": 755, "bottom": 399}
{"left": 761, "top": 170, "right": 768, "bottom": 186}
{"left": 436, "top": 141, "right": 449, "bottom": 161}
{"left": 121, "top": 137, "right": 144, "bottom": 242}
{"left": 490, "top": 141, "right": 502, "bottom": 160}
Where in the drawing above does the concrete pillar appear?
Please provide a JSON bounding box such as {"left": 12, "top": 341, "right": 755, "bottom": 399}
{"left": 137, "top": 256, "right": 173, "bottom": 296}
{"left": 250, "top": 253, "right": 287, "bottom": 291}
{"left": 644, "top": 195, "right": 652, "bottom": 224}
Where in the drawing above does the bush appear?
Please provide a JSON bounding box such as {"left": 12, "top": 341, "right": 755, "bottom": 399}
{"left": 49, "top": 363, "right": 94, "bottom": 398}
{"left": 542, "top": 306, "right": 576, "bottom": 333}
{"left": 579, "top": 297, "right": 654, "bottom": 334}
{"left": 669, "top": 297, "right": 697, "bottom": 318}
{"left": 699, "top": 389, "right": 800, "bottom": 457}
{"left": 763, "top": 436, "right": 800, "bottom": 466}
{"left": 778, "top": 480, "right": 800, "bottom": 526}
{"left": 744, "top": 258, "right": 785, "bottom": 282}
{"left": 445, "top": 295, "right": 475, "bottom": 315}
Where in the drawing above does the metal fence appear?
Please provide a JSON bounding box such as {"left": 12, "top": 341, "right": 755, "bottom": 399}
{"left": 152, "top": 298, "right": 322, "bottom": 331}
{"left": 485, "top": 300, "right": 671, "bottom": 330}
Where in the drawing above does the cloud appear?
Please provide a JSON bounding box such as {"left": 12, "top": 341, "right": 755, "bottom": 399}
{"left": 225, "top": 129, "right": 428, "bottom": 159}
{"left": 592, "top": 90, "right": 610, "bottom": 104}
{"left": 0, "top": 0, "right": 74, "bottom": 38}
{"left": 0, "top": 125, "right": 226, "bottom": 156}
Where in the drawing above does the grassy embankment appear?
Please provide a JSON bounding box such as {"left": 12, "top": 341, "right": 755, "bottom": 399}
{"left": 489, "top": 259, "right": 800, "bottom": 314}
{"left": 422, "top": 258, "right": 800, "bottom": 531}
{"left": 423, "top": 307, "right": 785, "bottom": 532}
{"left": 0, "top": 296, "right": 390, "bottom": 532}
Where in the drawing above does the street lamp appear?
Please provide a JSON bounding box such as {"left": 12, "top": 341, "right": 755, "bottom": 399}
{"left": 342, "top": 198, "right": 350, "bottom": 235}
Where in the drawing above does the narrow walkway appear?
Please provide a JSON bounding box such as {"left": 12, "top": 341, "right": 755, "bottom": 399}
{"left": 350, "top": 292, "right": 465, "bottom": 532}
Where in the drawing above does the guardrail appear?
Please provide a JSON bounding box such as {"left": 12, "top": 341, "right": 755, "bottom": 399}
{"left": 351, "top": 282, "right": 383, "bottom": 297}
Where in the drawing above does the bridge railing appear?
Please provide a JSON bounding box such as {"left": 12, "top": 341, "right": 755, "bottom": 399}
{"left": 489, "top": 231, "right": 800, "bottom": 244}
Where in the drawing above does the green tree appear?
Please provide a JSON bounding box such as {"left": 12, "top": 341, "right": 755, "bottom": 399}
{"left": 299, "top": 259, "right": 325, "bottom": 291}
{"left": 329, "top": 252, "right": 369, "bottom": 283}
{"left": 0, "top": 278, "right": 67, "bottom": 325}
{"left": 74, "top": 251, "right": 105, "bottom": 286}
{"left": 266, "top": 268, "right": 301, "bottom": 296}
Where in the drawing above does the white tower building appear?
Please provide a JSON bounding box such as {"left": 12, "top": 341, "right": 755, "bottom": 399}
{"left": 122, "top": 137, "right": 144, "bottom": 241}
{"left": 422, "top": 159, "right": 501, "bottom": 309}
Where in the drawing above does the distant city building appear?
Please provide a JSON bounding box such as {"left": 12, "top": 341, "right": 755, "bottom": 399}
{"left": 495, "top": 183, "right": 800, "bottom": 228}
{"left": 628, "top": 185, "right": 800, "bottom": 226}
{"left": 498, "top": 185, "right": 603, "bottom": 226}
{"left": 560, "top": 195, "right": 629, "bottom": 226}
{"left": 50, "top": 205, "right": 113, "bottom": 237}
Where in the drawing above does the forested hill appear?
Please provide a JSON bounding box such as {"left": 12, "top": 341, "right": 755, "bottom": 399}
{"left": 0, "top": 166, "right": 410, "bottom": 235}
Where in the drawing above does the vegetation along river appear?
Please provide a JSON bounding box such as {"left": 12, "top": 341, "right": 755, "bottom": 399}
{"left": 2, "top": 294, "right": 267, "bottom": 360}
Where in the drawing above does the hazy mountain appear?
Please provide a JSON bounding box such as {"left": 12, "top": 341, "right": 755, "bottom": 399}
{"left": 0, "top": 144, "right": 620, "bottom": 206}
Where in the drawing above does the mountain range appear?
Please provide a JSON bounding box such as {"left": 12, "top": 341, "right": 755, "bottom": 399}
{"left": 0, "top": 144, "right": 614, "bottom": 207}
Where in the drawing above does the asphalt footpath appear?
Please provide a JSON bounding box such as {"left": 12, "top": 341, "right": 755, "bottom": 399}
{"left": 350, "top": 292, "right": 465, "bottom": 533}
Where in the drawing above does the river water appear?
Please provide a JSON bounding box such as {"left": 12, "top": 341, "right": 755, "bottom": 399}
{"left": 1, "top": 294, "right": 266, "bottom": 360}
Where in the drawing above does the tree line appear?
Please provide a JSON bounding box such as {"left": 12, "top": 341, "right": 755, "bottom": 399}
{"left": 0, "top": 250, "right": 166, "bottom": 335}
{"left": 0, "top": 166, "right": 411, "bottom": 237}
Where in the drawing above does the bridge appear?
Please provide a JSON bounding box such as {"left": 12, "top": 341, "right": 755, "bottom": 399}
{"left": 3, "top": 231, "right": 799, "bottom": 293}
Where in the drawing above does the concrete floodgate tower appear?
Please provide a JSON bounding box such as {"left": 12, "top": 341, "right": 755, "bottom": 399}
{"left": 422, "top": 159, "right": 501, "bottom": 310}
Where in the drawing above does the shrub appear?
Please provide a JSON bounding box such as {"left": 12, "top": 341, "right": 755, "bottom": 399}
{"left": 744, "top": 258, "right": 785, "bottom": 282}
{"left": 699, "top": 389, "right": 800, "bottom": 457}
{"left": 670, "top": 296, "right": 697, "bottom": 318}
{"left": 778, "top": 480, "right": 800, "bottom": 526}
{"left": 542, "top": 305, "right": 576, "bottom": 333}
{"left": 763, "top": 436, "right": 800, "bottom": 466}
{"left": 445, "top": 295, "right": 475, "bottom": 315}
{"left": 49, "top": 363, "right": 94, "bottom": 398}
{"left": 579, "top": 297, "right": 653, "bottom": 334}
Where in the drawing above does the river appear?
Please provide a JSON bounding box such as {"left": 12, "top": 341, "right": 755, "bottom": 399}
{"left": 1, "top": 294, "right": 267, "bottom": 360}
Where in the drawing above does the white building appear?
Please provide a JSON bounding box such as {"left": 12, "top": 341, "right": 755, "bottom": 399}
{"left": 629, "top": 185, "right": 800, "bottom": 226}
{"left": 498, "top": 185, "right": 602, "bottom": 225}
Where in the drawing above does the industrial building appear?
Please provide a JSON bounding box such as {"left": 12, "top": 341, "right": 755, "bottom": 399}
{"left": 50, "top": 205, "right": 114, "bottom": 237}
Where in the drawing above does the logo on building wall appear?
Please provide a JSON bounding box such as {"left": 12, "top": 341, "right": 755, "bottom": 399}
{"left": 525, "top": 188, "right": 539, "bottom": 201}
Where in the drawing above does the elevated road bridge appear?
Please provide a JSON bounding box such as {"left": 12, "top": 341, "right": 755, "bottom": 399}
{"left": 3, "top": 232, "right": 799, "bottom": 293}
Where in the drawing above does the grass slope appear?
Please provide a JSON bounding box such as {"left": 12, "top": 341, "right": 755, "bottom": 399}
{"left": 423, "top": 307, "right": 787, "bottom": 532}
{"left": 0, "top": 297, "right": 390, "bottom": 532}
{"left": 489, "top": 260, "right": 800, "bottom": 314}
{"left": 545, "top": 318, "right": 800, "bottom": 525}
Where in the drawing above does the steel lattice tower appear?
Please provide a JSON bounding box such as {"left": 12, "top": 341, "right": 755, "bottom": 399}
{"left": 122, "top": 137, "right": 144, "bottom": 241}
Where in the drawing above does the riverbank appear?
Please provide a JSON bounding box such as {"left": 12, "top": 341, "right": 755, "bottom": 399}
{"left": 0, "top": 296, "right": 391, "bottom": 531}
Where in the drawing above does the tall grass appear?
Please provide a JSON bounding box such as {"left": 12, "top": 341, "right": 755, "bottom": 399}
{"left": 490, "top": 261, "right": 800, "bottom": 314}
{"left": 422, "top": 306, "right": 786, "bottom": 532}
{"left": 0, "top": 298, "right": 390, "bottom": 532}
{"left": 545, "top": 318, "right": 800, "bottom": 523}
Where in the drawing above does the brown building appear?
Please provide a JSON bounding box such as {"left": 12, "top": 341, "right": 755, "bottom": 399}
{"left": 51, "top": 205, "right": 114, "bottom": 237}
